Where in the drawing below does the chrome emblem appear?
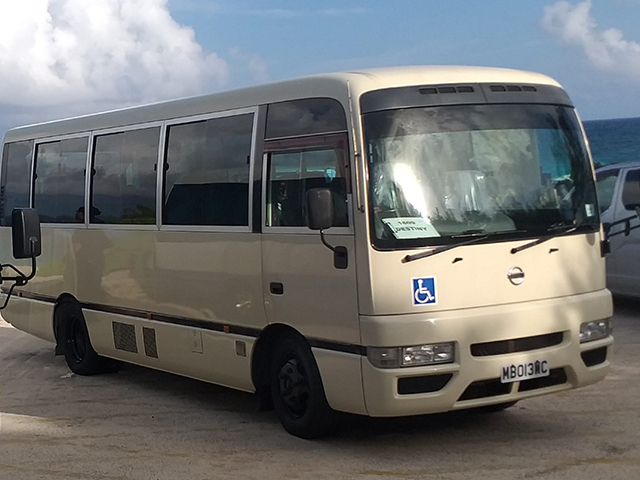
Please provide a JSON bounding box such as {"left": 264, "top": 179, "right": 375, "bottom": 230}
{"left": 507, "top": 266, "right": 525, "bottom": 286}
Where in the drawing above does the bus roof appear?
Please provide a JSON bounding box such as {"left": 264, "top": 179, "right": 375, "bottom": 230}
{"left": 3, "top": 65, "right": 562, "bottom": 144}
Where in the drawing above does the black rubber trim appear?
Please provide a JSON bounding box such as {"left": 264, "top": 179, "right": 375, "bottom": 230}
{"left": 8, "top": 289, "right": 366, "bottom": 356}
{"left": 308, "top": 338, "right": 367, "bottom": 356}
{"left": 470, "top": 332, "right": 564, "bottom": 357}
{"left": 398, "top": 373, "right": 453, "bottom": 395}
{"left": 458, "top": 377, "right": 511, "bottom": 401}
{"left": 518, "top": 368, "right": 567, "bottom": 392}
{"left": 581, "top": 346, "right": 607, "bottom": 367}
{"left": 360, "top": 83, "right": 573, "bottom": 114}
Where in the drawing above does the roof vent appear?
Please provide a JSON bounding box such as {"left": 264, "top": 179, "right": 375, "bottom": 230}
{"left": 490, "top": 84, "right": 537, "bottom": 93}
{"left": 419, "top": 85, "right": 475, "bottom": 95}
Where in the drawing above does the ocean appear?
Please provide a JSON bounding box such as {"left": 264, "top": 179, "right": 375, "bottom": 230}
{"left": 584, "top": 117, "right": 640, "bottom": 168}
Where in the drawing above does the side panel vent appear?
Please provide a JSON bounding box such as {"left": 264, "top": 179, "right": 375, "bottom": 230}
{"left": 112, "top": 322, "right": 138, "bottom": 354}
{"left": 143, "top": 327, "right": 158, "bottom": 358}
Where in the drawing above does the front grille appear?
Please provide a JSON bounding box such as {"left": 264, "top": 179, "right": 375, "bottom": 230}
{"left": 397, "top": 374, "right": 452, "bottom": 395}
{"left": 471, "top": 332, "right": 564, "bottom": 357}
{"left": 518, "top": 368, "right": 567, "bottom": 392}
{"left": 458, "top": 378, "right": 512, "bottom": 401}
{"left": 581, "top": 347, "right": 607, "bottom": 367}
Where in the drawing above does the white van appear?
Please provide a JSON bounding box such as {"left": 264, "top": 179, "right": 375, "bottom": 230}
{"left": 596, "top": 162, "right": 640, "bottom": 296}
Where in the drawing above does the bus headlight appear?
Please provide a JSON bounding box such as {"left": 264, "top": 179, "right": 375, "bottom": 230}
{"left": 367, "top": 342, "right": 455, "bottom": 368}
{"left": 579, "top": 318, "right": 612, "bottom": 343}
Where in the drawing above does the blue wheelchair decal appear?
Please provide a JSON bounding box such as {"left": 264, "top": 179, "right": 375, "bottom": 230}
{"left": 412, "top": 277, "right": 436, "bottom": 305}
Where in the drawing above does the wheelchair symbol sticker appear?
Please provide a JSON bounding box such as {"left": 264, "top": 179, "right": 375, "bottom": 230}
{"left": 412, "top": 277, "right": 437, "bottom": 305}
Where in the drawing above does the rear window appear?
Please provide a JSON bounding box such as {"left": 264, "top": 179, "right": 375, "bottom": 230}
{"left": 621, "top": 169, "right": 640, "bottom": 211}
{"left": 595, "top": 169, "right": 619, "bottom": 213}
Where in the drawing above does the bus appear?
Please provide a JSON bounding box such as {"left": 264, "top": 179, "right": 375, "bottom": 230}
{"left": 0, "top": 66, "right": 613, "bottom": 438}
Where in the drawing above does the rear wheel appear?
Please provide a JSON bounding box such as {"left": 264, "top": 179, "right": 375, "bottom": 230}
{"left": 270, "top": 334, "right": 337, "bottom": 439}
{"left": 57, "top": 301, "right": 120, "bottom": 375}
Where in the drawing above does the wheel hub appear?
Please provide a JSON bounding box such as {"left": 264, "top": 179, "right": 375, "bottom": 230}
{"left": 278, "top": 358, "right": 310, "bottom": 417}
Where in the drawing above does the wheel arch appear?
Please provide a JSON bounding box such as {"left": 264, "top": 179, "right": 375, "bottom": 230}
{"left": 53, "top": 293, "right": 81, "bottom": 353}
{"left": 251, "top": 323, "right": 308, "bottom": 410}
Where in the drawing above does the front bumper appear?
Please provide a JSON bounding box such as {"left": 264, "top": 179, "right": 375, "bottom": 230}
{"left": 360, "top": 289, "right": 613, "bottom": 416}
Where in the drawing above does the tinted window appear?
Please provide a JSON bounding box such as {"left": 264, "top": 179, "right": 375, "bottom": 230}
{"left": 622, "top": 169, "right": 640, "bottom": 211}
{"left": 595, "top": 169, "right": 619, "bottom": 213}
{"left": 92, "top": 127, "right": 160, "bottom": 224}
{"left": 267, "top": 145, "right": 348, "bottom": 227}
{"left": 266, "top": 98, "right": 347, "bottom": 140}
{"left": 1, "top": 141, "right": 33, "bottom": 226}
{"left": 34, "top": 137, "right": 88, "bottom": 223}
{"left": 164, "top": 114, "right": 253, "bottom": 226}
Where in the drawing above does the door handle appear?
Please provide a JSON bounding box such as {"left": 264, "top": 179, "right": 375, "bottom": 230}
{"left": 270, "top": 282, "right": 284, "bottom": 295}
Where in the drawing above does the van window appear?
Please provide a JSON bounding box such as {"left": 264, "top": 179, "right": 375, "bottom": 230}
{"left": 595, "top": 169, "right": 619, "bottom": 213}
{"left": 0, "top": 141, "right": 33, "bottom": 226}
{"left": 34, "top": 137, "right": 88, "bottom": 223}
{"left": 622, "top": 169, "right": 640, "bottom": 211}
{"left": 267, "top": 143, "right": 348, "bottom": 227}
{"left": 92, "top": 127, "right": 160, "bottom": 224}
{"left": 163, "top": 113, "right": 253, "bottom": 226}
{"left": 266, "top": 98, "right": 347, "bottom": 140}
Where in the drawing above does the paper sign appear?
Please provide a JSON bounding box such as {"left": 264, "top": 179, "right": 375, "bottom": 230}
{"left": 382, "top": 217, "right": 440, "bottom": 239}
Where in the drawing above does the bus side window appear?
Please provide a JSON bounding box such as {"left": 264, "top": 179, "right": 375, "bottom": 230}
{"left": 34, "top": 137, "right": 88, "bottom": 223}
{"left": 0, "top": 140, "right": 33, "bottom": 226}
{"left": 267, "top": 147, "right": 348, "bottom": 228}
{"left": 163, "top": 113, "right": 254, "bottom": 227}
{"left": 92, "top": 127, "right": 160, "bottom": 225}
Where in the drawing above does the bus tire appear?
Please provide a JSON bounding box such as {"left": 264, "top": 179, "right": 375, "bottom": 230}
{"left": 57, "top": 301, "right": 120, "bottom": 376}
{"left": 270, "top": 334, "right": 337, "bottom": 439}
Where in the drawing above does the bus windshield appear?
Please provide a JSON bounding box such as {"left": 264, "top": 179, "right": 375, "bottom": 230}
{"left": 364, "top": 104, "right": 599, "bottom": 249}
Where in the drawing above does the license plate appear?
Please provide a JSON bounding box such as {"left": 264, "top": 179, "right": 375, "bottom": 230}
{"left": 500, "top": 359, "right": 550, "bottom": 383}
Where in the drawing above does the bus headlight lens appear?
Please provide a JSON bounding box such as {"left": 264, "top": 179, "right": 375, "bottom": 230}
{"left": 367, "top": 342, "right": 455, "bottom": 368}
{"left": 402, "top": 343, "right": 455, "bottom": 366}
{"left": 579, "top": 318, "right": 612, "bottom": 343}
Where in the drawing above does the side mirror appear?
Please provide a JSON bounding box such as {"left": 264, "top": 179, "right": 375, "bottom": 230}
{"left": 307, "top": 188, "right": 334, "bottom": 231}
{"left": 305, "top": 188, "right": 348, "bottom": 269}
{"left": 12, "top": 208, "right": 41, "bottom": 259}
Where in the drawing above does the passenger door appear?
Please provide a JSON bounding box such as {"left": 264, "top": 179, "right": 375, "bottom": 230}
{"left": 261, "top": 134, "right": 360, "bottom": 346}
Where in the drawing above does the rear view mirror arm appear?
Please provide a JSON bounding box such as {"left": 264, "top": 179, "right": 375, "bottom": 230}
{"left": 318, "top": 229, "right": 348, "bottom": 270}
{"left": 0, "top": 208, "right": 41, "bottom": 310}
{"left": 1, "top": 254, "right": 37, "bottom": 284}
{"left": 0, "top": 254, "right": 38, "bottom": 310}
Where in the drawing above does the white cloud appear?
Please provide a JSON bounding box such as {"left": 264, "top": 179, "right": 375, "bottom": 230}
{"left": 229, "top": 48, "right": 269, "bottom": 84}
{"left": 542, "top": 1, "right": 640, "bottom": 79}
{"left": 0, "top": 0, "right": 229, "bottom": 114}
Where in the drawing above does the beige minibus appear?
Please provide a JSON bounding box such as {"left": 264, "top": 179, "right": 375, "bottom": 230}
{"left": 0, "top": 66, "right": 613, "bottom": 438}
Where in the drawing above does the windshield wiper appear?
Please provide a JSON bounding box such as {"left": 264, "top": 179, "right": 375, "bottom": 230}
{"left": 402, "top": 232, "right": 489, "bottom": 263}
{"left": 510, "top": 223, "right": 594, "bottom": 254}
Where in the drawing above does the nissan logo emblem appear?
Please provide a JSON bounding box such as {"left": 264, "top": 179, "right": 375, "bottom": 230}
{"left": 508, "top": 266, "right": 525, "bottom": 285}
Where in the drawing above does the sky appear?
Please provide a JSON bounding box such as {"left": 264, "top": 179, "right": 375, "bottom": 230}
{"left": 1, "top": 0, "right": 640, "bottom": 140}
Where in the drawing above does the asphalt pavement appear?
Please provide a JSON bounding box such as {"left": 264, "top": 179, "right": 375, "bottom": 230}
{"left": 1, "top": 299, "right": 639, "bottom": 480}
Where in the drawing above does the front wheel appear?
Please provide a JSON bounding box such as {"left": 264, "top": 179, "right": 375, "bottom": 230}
{"left": 57, "top": 301, "right": 120, "bottom": 375}
{"left": 270, "top": 334, "right": 337, "bottom": 439}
